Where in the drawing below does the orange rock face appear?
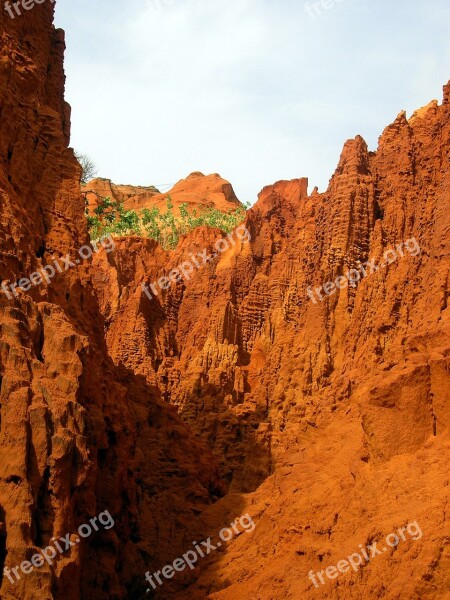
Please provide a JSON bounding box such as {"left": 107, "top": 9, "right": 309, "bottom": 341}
{"left": 82, "top": 178, "right": 160, "bottom": 214}
{"left": 0, "top": 8, "right": 222, "bottom": 600}
{"left": 92, "top": 86, "right": 450, "bottom": 599}
{"left": 84, "top": 172, "right": 242, "bottom": 216}
{"left": 1, "top": 6, "right": 450, "bottom": 600}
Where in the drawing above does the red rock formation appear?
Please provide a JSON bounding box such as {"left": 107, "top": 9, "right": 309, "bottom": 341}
{"left": 1, "top": 4, "right": 450, "bottom": 600}
{"left": 92, "top": 85, "right": 450, "bottom": 599}
{"left": 83, "top": 172, "right": 242, "bottom": 216}
{"left": 0, "top": 7, "right": 222, "bottom": 600}
{"left": 82, "top": 178, "right": 160, "bottom": 213}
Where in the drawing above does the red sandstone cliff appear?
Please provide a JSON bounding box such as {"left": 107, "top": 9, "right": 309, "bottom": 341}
{"left": 0, "top": 4, "right": 450, "bottom": 600}
{"left": 0, "top": 7, "right": 222, "bottom": 600}
{"left": 92, "top": 86, "right": 450, "bottom": 599}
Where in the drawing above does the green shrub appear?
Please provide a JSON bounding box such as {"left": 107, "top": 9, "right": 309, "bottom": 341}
{"left": 87, "top": 195, "right": 249, "bottom": 250}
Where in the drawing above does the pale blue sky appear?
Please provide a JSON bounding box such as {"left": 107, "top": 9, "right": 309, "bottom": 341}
{"left": 55, "top": 0, "right": 450, "bottom": 203}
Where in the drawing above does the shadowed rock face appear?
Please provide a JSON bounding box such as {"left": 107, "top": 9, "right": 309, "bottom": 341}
{"left": 1, "top": 6, "right": 450, "bottom": 600}
{"left": 0, "top": 7, "right": 222, "bottom": 600}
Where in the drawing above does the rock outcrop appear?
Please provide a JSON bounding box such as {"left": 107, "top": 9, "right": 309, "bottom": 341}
{"left": 92, "top": 86, "right": 450, "bottom": 599}
{"left": 0, "top": 7, "right": 222, "bottom": 600}
{"left": 82, "top": 178, "right": 160, "bottom": 213}
{"left": 83, "top": 172, "right": 242, "bottom": 216}
{"left": 1, "top": 4, "right": 450, "bottom": 600}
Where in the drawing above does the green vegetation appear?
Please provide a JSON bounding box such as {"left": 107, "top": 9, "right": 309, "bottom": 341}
{"left": 86, "top": 195, "right": 249, "bottom": 249}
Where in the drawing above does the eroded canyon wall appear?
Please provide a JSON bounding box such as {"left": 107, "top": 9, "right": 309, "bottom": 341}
{"left": 92, "top": 88, "right": 450, "bottom": 599}
{"left": 0, "top": 7, "right": 222, "bottom": 600}
{"left": 1, "top": 4, "right": 450, "bottom": 600}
